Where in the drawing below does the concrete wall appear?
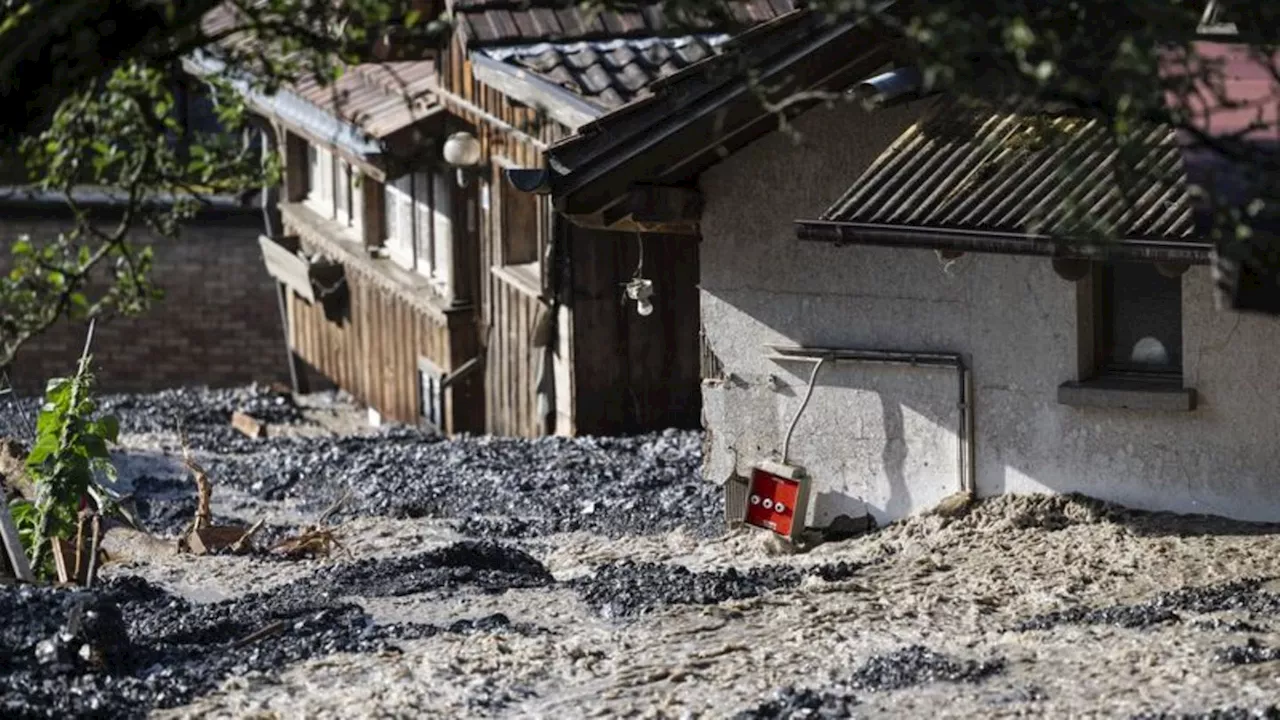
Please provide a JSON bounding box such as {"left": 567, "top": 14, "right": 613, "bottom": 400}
{"left": 699, "top": 100, "right": 1280, "bottom": 527}
{"left": 3, "top": 211, "right": 290, "bottom": 394}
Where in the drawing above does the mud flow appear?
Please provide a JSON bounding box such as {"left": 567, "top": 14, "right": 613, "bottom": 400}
{"left": 5, "top": 386, "right": 1280, "bottom": 718}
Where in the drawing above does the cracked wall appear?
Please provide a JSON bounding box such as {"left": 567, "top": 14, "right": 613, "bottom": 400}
{"left": 699, "top": 99, "right": 1280, "bottom": 527}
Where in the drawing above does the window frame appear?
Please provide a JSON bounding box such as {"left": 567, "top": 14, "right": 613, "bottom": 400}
{"left": 496, "top": 161, "right": 541, "bottom": 268}
{"left": 418, "top": 357, "right": 445, "bottom": 432}
{"left": 382, "top": 168, "right": 455, "bottom": 295}
{"left": 1091, "top": 261, "right": 1185, "bottom": 380}
{"left": 1060, "top": 260, "right": 1196, "bottom": 411}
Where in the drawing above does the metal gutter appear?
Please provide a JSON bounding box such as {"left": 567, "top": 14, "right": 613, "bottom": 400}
{"left": 796, "top": 220, "right": 1214, "bottom": 264}
{"left": 766, "top": 344, "right": 975, "bottom": 498}
{"left": 183, "top": 50, "right": 384, "bottom": 158}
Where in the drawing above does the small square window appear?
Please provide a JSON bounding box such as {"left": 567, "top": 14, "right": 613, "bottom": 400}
{"left": 1095, "top": 262, "right": 1183, "bottom": 377}
{"left": 1061, "top": 261, "right": 1196, "bottom": 411}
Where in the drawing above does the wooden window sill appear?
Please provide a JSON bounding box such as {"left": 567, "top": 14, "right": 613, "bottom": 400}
{"left": 1058, "top": 376, "right": 1197, "bottom": 412}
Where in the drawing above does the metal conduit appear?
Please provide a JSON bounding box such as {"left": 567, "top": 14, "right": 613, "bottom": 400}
{"left": 766, "top": 345, "right": 976, "bottom": 497}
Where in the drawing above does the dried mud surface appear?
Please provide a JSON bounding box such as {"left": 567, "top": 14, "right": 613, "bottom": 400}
{"left": 6, "top": 387, "right": 1280, "bottom": 718}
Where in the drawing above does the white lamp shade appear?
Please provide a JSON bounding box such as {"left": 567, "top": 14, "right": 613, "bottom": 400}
{"left": 442, "top": 131, "right": 482, "bottom": 167}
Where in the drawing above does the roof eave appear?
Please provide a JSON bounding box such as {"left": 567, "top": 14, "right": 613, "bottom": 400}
{"left": 795, "top": 220, "right": 1213, "bottom": 265}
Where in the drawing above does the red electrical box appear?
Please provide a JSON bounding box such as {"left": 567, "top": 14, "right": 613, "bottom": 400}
{"left": 742, "top": 460, "right": 810, "bottom": 542}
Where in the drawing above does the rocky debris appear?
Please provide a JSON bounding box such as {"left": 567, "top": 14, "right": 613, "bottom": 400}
{"left": 1214, "top": 638, "right": 1280, "bottom": 665}
{"left": 572, "top": 560, "right": 861, "bottom": 618}
{"left": 303, "top": 541, "right": 555, "bottom": 598}
{"left": 732, "top": 687, "right": 862, "bottom": 719}
{"left": 2, "top": 386, "right": 717, "bottom": 539}
{"left": 846, "top": 645, "right": 1006, "bottom": 692}
{"left": 100, "top": 385, "right": 305, "bottom": 436}
{"left": 1135, "top": 707, "right": 1280, "bottom": 719}
{"left": 732, "top": 646, "right": 1004, "bottom": 719}
{"left": 198, "top": 428, "right": 716, "bottom": 539}
{"left": 0, "top": 549, "right": 543, "bottom": 720}
{"left": 1015, "top": 579, "right": 1280, "bottom": 632}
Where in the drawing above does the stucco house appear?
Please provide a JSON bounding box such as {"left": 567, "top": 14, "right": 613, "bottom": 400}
{"left": 516, "top": 8, "right": 1280, "bottom": 529}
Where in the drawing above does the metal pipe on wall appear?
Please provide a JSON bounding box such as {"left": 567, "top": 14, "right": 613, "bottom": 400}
{"left": 767, "top": 345, "right": 976, "bottom": 498}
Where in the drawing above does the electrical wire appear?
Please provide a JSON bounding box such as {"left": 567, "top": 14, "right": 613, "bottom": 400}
{"left": 782, "top": 355, "right": 829, "bottom": 464}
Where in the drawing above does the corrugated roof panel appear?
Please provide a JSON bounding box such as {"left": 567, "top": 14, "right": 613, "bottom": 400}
{"left": 821, "top": 99, "right": 1199, "bottom": 243}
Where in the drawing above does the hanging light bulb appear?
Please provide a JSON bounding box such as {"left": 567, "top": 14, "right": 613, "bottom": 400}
{"left": 624, "top": 277, "right": 654, "bottom": 317}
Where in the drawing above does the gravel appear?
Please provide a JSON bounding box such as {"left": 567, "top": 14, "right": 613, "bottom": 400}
{"left": 1015, "top": 579, "right": 1280, "bottom": 631}
{"left": 3, "top": 385, "right": 719, "bottom": 540}
{"left": 845, "top": 645, "right": 1006, "bottom": 692}
{"left": 1213, "top": 638, "right": 1280, "bottom": 665}
{"left": 573, "top": 560, "right": 862, "bottom": 618}
{"left": 732, "top": 687, "right": 863, "bottom": 719}
{"left": 200, "top": 428, "right": 717, "bottom": 539}
{"left": 1135, "top": 708, "right": 1280, "bottom": 719}
{"left": 0, "top": 541, "right": 549, "bottom": 720}
{"left": 733, "top": 645, "right": 1006, "bottom": 719}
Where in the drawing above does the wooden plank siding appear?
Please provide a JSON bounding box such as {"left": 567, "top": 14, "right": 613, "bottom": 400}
{"left": 285, "top": 263, "right": 482, "bottom": 433}
{"left": 569, "top": 227, "right": 702, "bottom": 435}
{"left": 438, "top": 40, "right": 577, "bottom": 436}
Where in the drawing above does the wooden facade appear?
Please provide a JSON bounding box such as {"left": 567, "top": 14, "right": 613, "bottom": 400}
{"left": 245, "top": 7, "right": 709, "bottom": 437}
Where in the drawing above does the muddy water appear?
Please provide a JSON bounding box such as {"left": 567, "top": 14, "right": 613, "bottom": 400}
{"left": 134, "top": 493, "right": 1280, "bottom": 719}
{"left": 9, "top": 388, "right": 1280, "bottom": 718}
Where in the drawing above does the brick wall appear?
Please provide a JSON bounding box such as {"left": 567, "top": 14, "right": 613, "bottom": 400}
{"left": 2, "top": 208, "right": 291, "bottom": 394}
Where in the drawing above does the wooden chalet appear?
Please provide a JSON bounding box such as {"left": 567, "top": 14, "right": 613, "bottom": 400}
{"left": 189, "top": 0, "right": 796, "bottom": 436}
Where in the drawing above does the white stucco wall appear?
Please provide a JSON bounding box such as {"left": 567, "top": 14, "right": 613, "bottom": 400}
{"left": 699, "top": 100, "right": 1280, "bottom": 527}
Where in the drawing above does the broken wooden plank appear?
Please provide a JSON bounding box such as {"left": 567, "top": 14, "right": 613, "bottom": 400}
{"left": 231, "top": 410, "right": 267, "bottom": 439}
{"left": 52, "top": 538, "right": 74, "bottom": 585}
{"left": 188, "top": 525, "right": 250, "bottom": 556}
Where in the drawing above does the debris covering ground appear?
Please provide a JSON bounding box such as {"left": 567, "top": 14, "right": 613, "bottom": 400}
{"left": 7, "top": 386, "right": 1280, "bottom": 717}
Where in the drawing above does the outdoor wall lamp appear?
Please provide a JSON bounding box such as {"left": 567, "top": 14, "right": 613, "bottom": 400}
{"left": 442, "top": 131, "right": 482, "bottom": 188}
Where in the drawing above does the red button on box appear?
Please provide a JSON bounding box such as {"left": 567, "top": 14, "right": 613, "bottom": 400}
{"left": 743, "top": 461, "right": 810, "bottom": 542}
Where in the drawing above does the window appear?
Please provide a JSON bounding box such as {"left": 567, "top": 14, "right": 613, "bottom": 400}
{"left": 385, "top": 174, "right": 415, "bottom": 269}
{"left": 431, "top": 172, "right": 453, "bottom": 286}
{"left": 1059, "top": 260, "right": 1195, "bottom": 411}
{"left": 418, "top": 358, "right": 444, "bottom": 431}
{"left": 383, "top": 169, "right": 454, "bottom": 291}
{"left": 500, "top": 171, "right": 539, "bottom": 266}
{"left": 306, "top": 144, "right": 336, "bottom": 218}
{"left": 1095, "top": 262, "right": 1183, "bottom": 377}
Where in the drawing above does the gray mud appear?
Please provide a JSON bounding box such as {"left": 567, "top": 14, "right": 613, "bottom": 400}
{"left": 10, "top": 387, "right": 1280, "bottom": 718}
{"left": 573, "top": 559, "right": 862, "bottom": 618}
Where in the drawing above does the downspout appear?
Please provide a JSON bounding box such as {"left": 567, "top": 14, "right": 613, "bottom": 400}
{"left": 766, "top": 345, "right": 976, "bottom": 498}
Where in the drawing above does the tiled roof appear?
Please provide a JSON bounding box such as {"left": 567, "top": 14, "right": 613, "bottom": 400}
{"left": 480, "top": 35, "right": 729, "bottom": 109}
{"left": 820, "top": 98, "right": 1198, "bottom": 243}
{"left": 451, "top": 0, "right": 792, "bottom": 47}
{"left": 199, "top": 4, "right": 441, "bottom": 142}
